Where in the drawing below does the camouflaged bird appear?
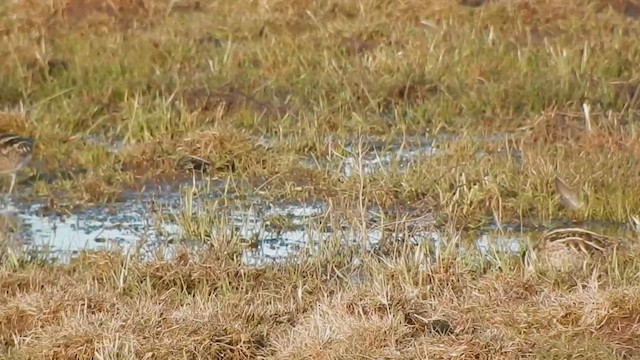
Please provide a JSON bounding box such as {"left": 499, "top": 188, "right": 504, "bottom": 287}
{"left": 525, "top": 177, "right": 635, "bottom": 271}
{"left": 526, "top": 226, "right": 625, "bottom": 271}
{"left": 0, "top": 133, "right": 34, "bottom": 194}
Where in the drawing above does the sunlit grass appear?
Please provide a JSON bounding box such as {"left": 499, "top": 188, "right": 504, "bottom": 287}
{"left": 2, "top": 220, "right": 640, "bottom": 358}
{"left": 0, "top": 0, "right": 638, "bottom": 209}
{"left": 1, "top": 0, "right": 640, "bottom": 357}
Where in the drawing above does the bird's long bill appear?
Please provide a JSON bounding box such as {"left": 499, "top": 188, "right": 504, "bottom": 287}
{"left": 555, "top": 176, "right": 583, "bottom": 211}
{"left": 521, "top": 237, "right": 537, "bottom": 270}
{"left": 630, "top": 215, "right": 640, "bottom": 236}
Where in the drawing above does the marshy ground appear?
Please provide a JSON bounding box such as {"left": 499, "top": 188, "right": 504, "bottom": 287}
{"left": 2, "top": 0, "right": 640, "bottom": 358}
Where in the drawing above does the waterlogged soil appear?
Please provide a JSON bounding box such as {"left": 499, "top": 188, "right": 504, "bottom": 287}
{"left": 1, "top": 191, "right": 517, "bottom": 264}
{"left": 0, "top": 134, "right": 632, "bottom": 264}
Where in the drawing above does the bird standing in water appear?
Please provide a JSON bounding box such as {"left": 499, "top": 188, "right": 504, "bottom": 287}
{"left": 526, "top": 226, "right": 622, "bottom": 272}
{"left": 0, "top": 133, "right": 34, "bottom": 195}
{"left": 524, "top": 176, "right": 634, "bottom": 272}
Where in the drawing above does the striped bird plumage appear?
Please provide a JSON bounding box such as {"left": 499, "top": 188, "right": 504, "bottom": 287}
{"left": 528, "top": 227, "right": 623, "bottom": 271}
{"left": 539, "top": 227, "right": 615, "bottom": 254}
{"left": 524, "top": 176, "right": 639, "bottom": 271}
{"left": 0, "top": 134, "right": 34, "bottom": 194}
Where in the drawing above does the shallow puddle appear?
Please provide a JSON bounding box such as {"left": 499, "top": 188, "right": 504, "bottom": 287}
{"left": 2, "top": 134, "right": 625, "bottom": 264}
{"left": 0, "top": 190, "right": 529, "bottom": 265}
{"left": 2, "top": 194, "right": 181, "bottom": 259}
{"left": 338, "top": 137, "right": 438, "bottom": 177}
{"left": 301, "top": 133, "right": 521, "bottom": 178}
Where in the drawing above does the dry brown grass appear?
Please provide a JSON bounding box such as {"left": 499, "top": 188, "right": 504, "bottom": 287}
{"left": 1, "top": 0, "right": 640, "bottom": 357}
{"left": 0, "top": 245, "right": 637, "bottom": 359}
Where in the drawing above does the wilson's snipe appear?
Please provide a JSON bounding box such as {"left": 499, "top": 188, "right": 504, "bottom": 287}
{"left": 524, "top": 176, "right": 635, "bottom": 271}
{"left": 0, "top": 134, "right": 34, "bottom": 194}
{"left": 526, "top": 227, "right": 623, "bottom": 271}
{"left": 525, "top": 177, "right": 637, "bottom": 270}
